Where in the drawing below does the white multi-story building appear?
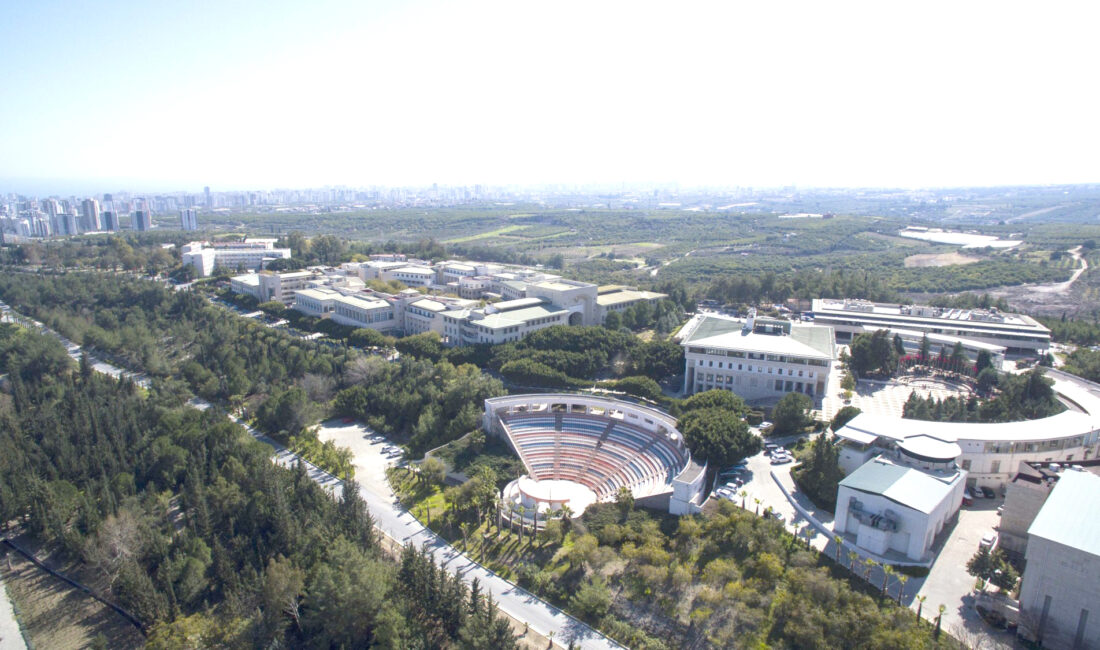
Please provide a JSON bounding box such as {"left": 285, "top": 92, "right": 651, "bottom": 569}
{"left": 442, "top": 297, "right": 570, "bottom": 346}
{"left": 1018, "top": 470, "right": 1100, "bottom": 649}
{"left": 182, "top": 240, "right": 291, "bottom": 277}
{"left": 596, "top": 285, "right": 669, "bottom": 322}
{"left": 811, "top": 298, "right": 1051, "bottom": 356}
{"left": 835, "top": 411, "right": 1100, "bottom": 491}
{"left": 230, "top": 274, "right": 262, "bottom": 300}
{"left": 293, "top": 288, "right": 340, "bottom": 317}
{"left": 381, "top": 265, "right": 436, "bottom": 287}
{"left": 330, "top": 294, "right": 397, "bottom": 332}
{"left": 678, "top": 311, "right": 835, "bottom": 403}
{"left": 401, "top": 297, "right": 451, "bottom": 335}
{"left": 526, "top": 280, "right": 600, "bottom": 326}
{"left": 257, "top": 270, "right": 321, "bottom": 306}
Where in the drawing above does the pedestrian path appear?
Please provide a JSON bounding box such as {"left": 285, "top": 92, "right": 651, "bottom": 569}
{"left": 0, "top": 575, "right": 27, "bottom": 650}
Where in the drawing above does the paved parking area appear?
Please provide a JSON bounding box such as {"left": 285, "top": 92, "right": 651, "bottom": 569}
{"left": 316, "top": 420, "right": 398, "bottom": 500}
{"left": 917, "top": 497, "right": 1019, "bottom": 648}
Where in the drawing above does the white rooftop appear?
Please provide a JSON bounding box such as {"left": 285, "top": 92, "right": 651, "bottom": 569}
{"left": 333, "top": 294, "right": 391, "bottom": 310}
{"left": 840, "top": 457, "right": 962, "bottom": 514}
{"left": 837, "top": 410, "right": 1100, "bottom": 445}
{"left": 1027, "top": 469, "right": 1100, "bottom": 557}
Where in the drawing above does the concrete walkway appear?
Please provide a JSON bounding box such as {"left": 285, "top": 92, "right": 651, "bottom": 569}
{"left": 0, "top": 574, "right": 27, "bottom": 650}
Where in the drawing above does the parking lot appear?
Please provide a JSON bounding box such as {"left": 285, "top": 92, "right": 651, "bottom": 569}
{"left": 315, "top": 419, "right": 402, "bottom": 500}
{"left": 917, "top": 496, "right": 1018, "bottom": 648}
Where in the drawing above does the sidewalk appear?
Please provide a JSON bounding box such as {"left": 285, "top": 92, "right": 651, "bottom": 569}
{"left": 0, "top": 574, "right": 27, "bottom": 650}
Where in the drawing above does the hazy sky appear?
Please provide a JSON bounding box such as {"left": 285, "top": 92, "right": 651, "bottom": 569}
{"left": 3, "top": 0, "right": 1099, "bottom": 193}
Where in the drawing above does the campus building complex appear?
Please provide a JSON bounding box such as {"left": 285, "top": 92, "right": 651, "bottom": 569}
{"left": 182, "top": 239, "right": 291, "bottom": 277}
{"left": 678, "top": 310, "right": 835, "bottom": 404}
{"left": 835, "top": 410, "right": 1100, "bottom": 492}
{"left": 811, "top": 298, "right": 1051, "bottom": 356}
{"left": 228, "top": 260, "right": 665, "bottom": 342}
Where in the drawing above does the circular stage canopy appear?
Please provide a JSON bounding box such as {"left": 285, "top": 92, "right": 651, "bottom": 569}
{"left": 515, "top": 476, "right": 598, "bottom": 515}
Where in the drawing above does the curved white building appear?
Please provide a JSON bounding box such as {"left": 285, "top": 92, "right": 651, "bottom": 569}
{"left": 483, "top": 394, "right": 707, "bottom": 522}
{"left": 836, "top": 369, "right": 1100, "bottom": 491}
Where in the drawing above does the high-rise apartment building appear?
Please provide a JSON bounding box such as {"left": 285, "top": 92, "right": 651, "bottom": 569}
{"left": 179, "top": 208, "right": 198, "bottom": 231}
{"left": 81, "top": 198, "right": 102, "bottom": 231}
{"left": 102, "top": 210, "right": 119, "bottom": 231}
{"left": 132, "top": 210, "right": 153, "bottom": 232}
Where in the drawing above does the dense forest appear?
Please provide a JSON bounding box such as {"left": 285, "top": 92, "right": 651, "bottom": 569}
{"left": 0, "top": 271, "right": 506, "bottom": 468}
{"left": 0, "top": 324, "right": 515, "bottom": 648}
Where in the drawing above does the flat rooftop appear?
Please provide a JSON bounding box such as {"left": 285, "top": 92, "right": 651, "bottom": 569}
{"left": 597, "top": 288, "right": 667, "bottom": 306}
{"left": 231, "top": 274, "right": 260, "bottom": 286}
{"left": 681, "top": 314, "right": 835, "bottom": 360}
{"left": 473, "top": 304, "right": 567, "bottom": 329}
{"left": 333, "top": 294, "right": 391, "bottom": 310}
{"left": 813, "top": 298, "right": 1048, "bottom": 333}
{"left": 296, "top": 287, "right": 340, "bottom": 300}
{"left": 836, "top": 409, "right": 1096, "bottom": 445}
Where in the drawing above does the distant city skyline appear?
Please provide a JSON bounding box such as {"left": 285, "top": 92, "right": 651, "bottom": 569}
{"left": 3, "top": 1, "right": 1099, "bottom": 192}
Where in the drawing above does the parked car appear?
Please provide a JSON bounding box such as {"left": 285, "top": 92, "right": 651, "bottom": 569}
{"left": 770, "top": 454, "right": 793, "bottom": 465}
{"left": 766, "top": 510, "right": 786, "bottom": 524}
{"left": 980, "top": 532, "right": 999, "bottom": 550}
{"left": 962, "top": 489, "right": 974, "bottom": 506}
{"left": 980, "top": 486, "right": 996, "bottom": 499}
{"left": 759, "top": 421, "right": 774, "bottom": 432}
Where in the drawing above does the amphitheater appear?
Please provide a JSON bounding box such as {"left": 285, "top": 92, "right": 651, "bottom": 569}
{"left": 483, "top": 394, "right": 707, "bottom": 525}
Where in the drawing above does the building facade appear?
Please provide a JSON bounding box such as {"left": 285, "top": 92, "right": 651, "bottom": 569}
{"left": 811, "top": 298, "right": 1051, "bottom": 356}
{"left": 679, "top": 312, "right": 834, "bottom": 403}
{"left": 1018, "top": 470, "right": 1100, "bottom": 649}
{"left": 834, "top": 457, "right": 966, "bottom": 563}
{"left": 330, "top": 294, "right": 397, "bottom": 332}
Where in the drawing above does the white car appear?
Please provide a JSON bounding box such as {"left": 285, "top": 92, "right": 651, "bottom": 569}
{"left": 980, "top": 532, "right": 999, "bottom": 550}
{"left": 770, "top": 453, "right": 794, "bottom": 465}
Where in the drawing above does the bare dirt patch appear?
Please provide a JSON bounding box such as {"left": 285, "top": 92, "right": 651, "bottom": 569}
{"left": 903, "top": 252, "right": 981, "bottom": 268}
{"left": 0, "top": 545, "right": 144, "bottom": 650}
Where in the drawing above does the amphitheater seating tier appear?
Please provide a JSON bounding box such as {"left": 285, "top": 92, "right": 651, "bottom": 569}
{"left": 501, "top": 411, "right": 688, "bottom": 499}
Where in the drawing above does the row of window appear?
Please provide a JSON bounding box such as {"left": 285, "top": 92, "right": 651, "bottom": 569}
{"left": 696, "top": 358, "right": 814, "bottom": 378}
{"left": 694, "top": 377, "right": 816, "bottom": 396}
{"left": 689, "top": 348, "right": 829, "bottom": 366}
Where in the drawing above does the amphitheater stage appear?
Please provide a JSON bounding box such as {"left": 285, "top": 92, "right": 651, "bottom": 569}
{"left": 510, "top": 476, "right": 598, "bottom": 516}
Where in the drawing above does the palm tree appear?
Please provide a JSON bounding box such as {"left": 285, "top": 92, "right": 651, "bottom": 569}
{"left": 516, "top": 505, "right": 526, "bottom": 543}
{"left": 833, "top": 535, "right": 843, "bottom": 564}
{"left": 881, "top": 564, "right": 894, "bottom": 595}
{"left": 915, "top": 594, "right": 926, "bottom": 622}
{"left": 739, "top": 489, "right": 748, "bottom": 509}
{"left": 935, "top": 604, "right": 946, "bottom": 640}
{"left": 897, "top": 574, "right": 909, "bottom": 603}
{"left": 848, "top": 550, "right": 859, "bottom": 573}
{"left": 863, "top": 558, "right": 877, "bottom": 582}
{"left": 754, "top": 497, "right": 762, "bottom": 516}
